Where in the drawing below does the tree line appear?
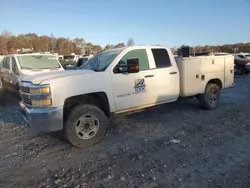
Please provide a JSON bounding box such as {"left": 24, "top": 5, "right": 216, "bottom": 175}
{"left": 0, "top": 30, "right": 126, "bottom": 56}
{"left": 173, "top": 43, "right": 250, "bottom": 55}
{"left": 0, "top": 30, "right": 249, "bottom": 56}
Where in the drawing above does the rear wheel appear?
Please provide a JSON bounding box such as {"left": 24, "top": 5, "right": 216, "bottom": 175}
{"left": 64, "top": 104, "right": 107, "bottom": 148}
{"left": 198, "top": 83, "right": 220, "bottom": 110}
{"left": 235, "top": 65, "right": 246, "bottom": 75}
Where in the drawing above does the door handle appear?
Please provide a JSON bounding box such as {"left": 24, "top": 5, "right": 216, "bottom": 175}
{"left": 169, "top": 72, "right": 177, "bottom": 75}
{"left": 145, "top": 75, "right": 154, "bottom": 78}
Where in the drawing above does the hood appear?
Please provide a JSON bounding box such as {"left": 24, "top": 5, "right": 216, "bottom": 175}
{"left": 22, "top": 69, "right": 94, "bottom": 84}
{"left": 21, "top": 68, "right": 64, "bottom": 76}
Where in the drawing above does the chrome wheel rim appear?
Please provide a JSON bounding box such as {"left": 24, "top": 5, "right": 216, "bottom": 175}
{"left": 75, "top": 114, "right": 100, "bottom": 140}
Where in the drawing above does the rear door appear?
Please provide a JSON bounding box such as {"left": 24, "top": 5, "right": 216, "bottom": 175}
{"left": 224, "top": 56, "right": 234, "bottom": 88}
{"left": 150, "top": 48, "right": 180, "bottom": 103}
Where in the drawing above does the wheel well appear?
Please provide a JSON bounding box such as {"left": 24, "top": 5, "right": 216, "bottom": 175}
{"left": 207, "top": 78, "right": 222, "bottom": 89}
{"left": 64, "top": 92, "right": 110, "bottom": 117}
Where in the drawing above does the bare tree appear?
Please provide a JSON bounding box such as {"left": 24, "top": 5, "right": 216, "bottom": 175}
{"left": 170, "top": 47, "right": 178, "bottom": 55}
{"left": 74, "top": 38, "right": 85, "bottom": 54}
{"left": 50, "top": 33, "right": 56, "bottom": 53}
{"left": 1, "top": 30, "right": 12, "bottom": 38}
{"left": 113, "top": 42, "right": 125, "bottom": 48}
{"left": 0, "top": 30, "right": 12, "bottom": 54}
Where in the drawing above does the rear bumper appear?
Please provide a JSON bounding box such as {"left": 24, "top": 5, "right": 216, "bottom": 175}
{"left": 19, "top": 101, "right": 63, "bottom": 132}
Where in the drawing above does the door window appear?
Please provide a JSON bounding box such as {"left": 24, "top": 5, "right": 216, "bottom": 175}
{"left": 2, "top": 57, "right": 6, "bottom": 68}
{"left": 12, "top": 57, "right": 19, "bottom": 75}
{"left": 3, "top": 57, "right": 10, "bottom": 69}
{"left": 238, "top": 55, "right": 246, "bottom": 59}
{"left": 151, "top": 49, "right": 172, "bottom": 68}
{"left": 114, "top": 49, "right": 149, "bottom": 73}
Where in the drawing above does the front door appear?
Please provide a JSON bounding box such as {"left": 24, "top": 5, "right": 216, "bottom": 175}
{"left": 111, "top": 49, "right": 156, "bottom": 113}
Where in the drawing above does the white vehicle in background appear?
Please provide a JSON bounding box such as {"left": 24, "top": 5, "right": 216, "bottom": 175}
{"left": 246, "top": 55, "right": 250, "bottom": 60}
{"left": 0, "top": 53, "right": 64, "bottom": 94}
{"left": 64, "top": 55, "right": 93, "bottom": 70}
{"left": 238, "top": 53, "right": 250, "bottom": 60}
{"left": 63, "top": 53, "right": 81, "bottom": 63}
{"left": 234, "top": 53, "right": 250, "bottom": 75}
{"left": 234, "top": 53, "right": 249, "bottom": 60}
{"left": 58, "top": 55, "right": 63, "bottom": 60}
{"left": 61, "top": 53, "right": 82, "bottom": 69}
{"left": 75, "top": 55, "right": 94, "bottom": 68}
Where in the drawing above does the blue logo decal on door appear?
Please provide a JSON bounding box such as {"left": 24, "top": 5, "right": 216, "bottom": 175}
{"left": 134, "top": 79, "right": 146, "bottom": 93}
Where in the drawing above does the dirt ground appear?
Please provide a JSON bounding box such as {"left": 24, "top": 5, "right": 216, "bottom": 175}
{"left": 0, "top": 75, "right": 250, "bottom": 188}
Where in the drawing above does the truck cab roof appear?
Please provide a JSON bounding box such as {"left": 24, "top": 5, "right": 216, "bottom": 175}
{"left": 105, "top": 45, "right": 169, "bottom": 52}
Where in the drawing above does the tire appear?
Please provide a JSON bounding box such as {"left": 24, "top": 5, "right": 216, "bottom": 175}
{"left": 198, "top": 83, "right": 220, "bottom": 110}
{"left": 235, "top": 66, "right": 246, "bottom": 75}
{"left": 64, "top": 104, "right": 107, "bottom": 148}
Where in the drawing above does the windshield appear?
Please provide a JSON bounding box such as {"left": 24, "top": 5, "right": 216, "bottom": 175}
{"left": 79, "top": 49, "right": 122, "bottom": 71}
{"left": 64, "top": 55, "right": 75, "bottom": 60}
{"left": 17, "top": 55, "right": 61, "bottom": 69}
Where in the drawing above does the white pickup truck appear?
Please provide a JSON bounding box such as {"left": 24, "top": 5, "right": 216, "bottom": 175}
{"left": 19, "top": 46, "right": 234, "bottom": 148}
{"left": 0, "top": 53, "right": 64, "bottom": 94}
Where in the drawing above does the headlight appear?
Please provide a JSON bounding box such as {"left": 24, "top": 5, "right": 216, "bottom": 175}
{"left": 31, "top": 98, "right": 52, "bottom": 106}
{"left": 30, "top": 87, "right": 50, "bottom": 94}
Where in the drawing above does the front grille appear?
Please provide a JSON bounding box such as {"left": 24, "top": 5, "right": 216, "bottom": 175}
{"left": 20, "top": 86, "right": 30, "bottom": 93}
{"left": 22, "top": 94, "right": 32, "bottom": 105}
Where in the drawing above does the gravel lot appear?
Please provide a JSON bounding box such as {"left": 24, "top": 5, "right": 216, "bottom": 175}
{"left": 0, "top": 75, "right": 250, "bottom": 188}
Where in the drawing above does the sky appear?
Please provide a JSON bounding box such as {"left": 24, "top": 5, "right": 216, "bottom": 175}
{"left": 0, "top": 0, "right": 250, "bottom": 47}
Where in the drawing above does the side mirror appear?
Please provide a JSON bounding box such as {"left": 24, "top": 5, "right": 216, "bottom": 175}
{"left": 116, "top": 58, "right": 140, "bottom": 74}
{"left": 126, "top": 58, "right": 140, "bottom": 73}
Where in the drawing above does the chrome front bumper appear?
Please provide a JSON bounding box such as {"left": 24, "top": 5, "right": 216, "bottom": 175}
{"left": 19, "top": 101, "right": 63, "bottom": 132}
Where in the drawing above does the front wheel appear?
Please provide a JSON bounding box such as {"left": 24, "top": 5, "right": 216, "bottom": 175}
{"left": 64, "top": 104, "right": 107, "bottom": 148}
{"left": 198, "top": 83, "right": 220, "bottom": 110}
